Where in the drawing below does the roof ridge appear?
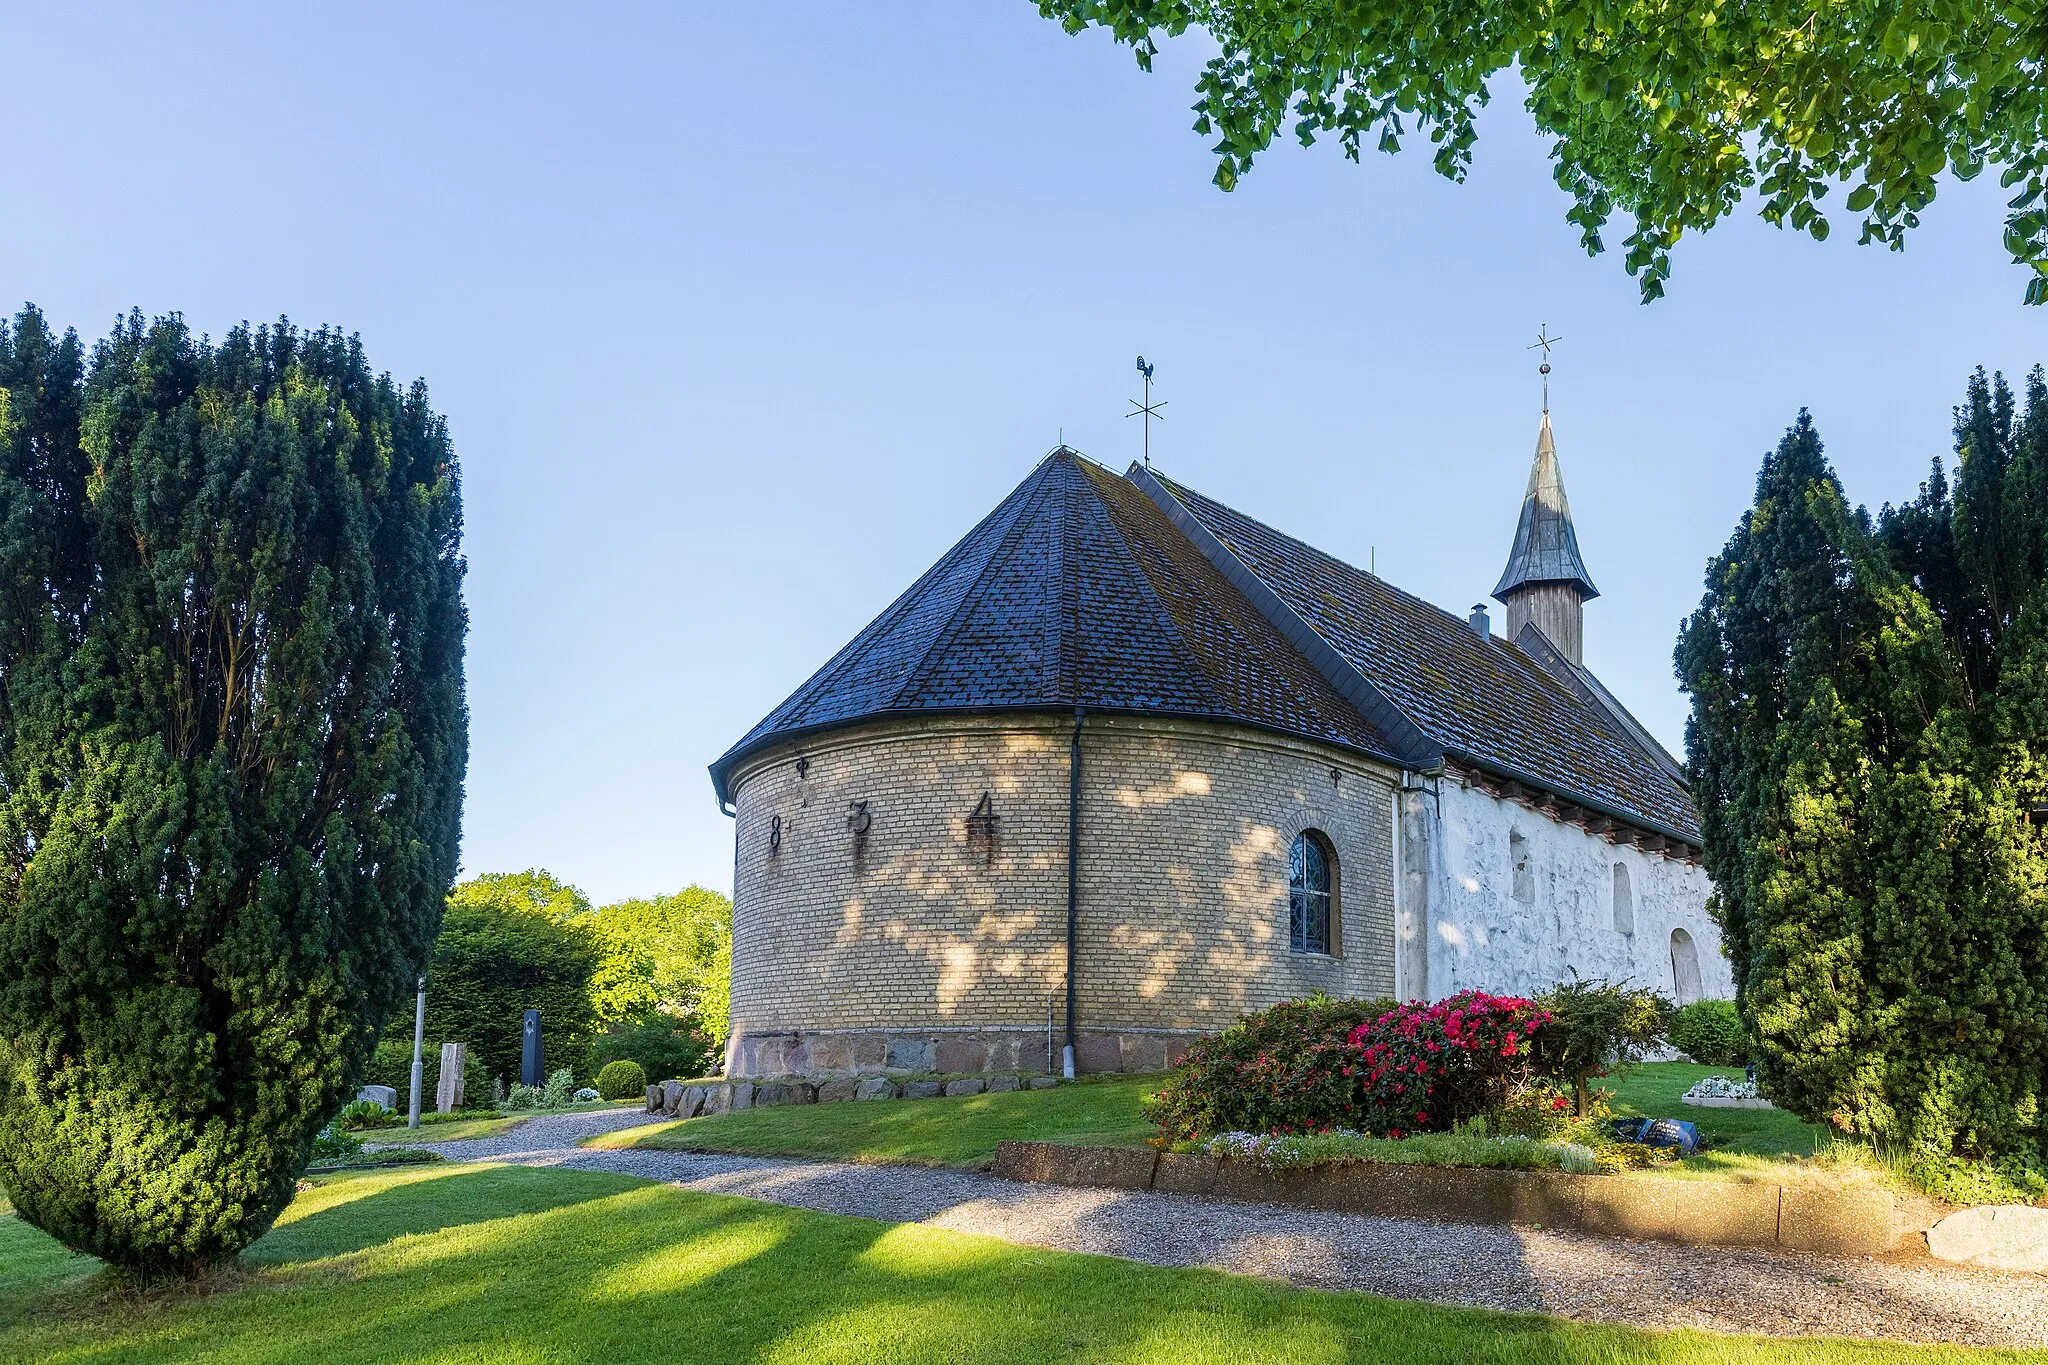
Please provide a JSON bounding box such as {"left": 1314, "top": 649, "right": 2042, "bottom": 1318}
{"left": 1071, "top": 464, "right": 1245, "bottom": 717}
{"left": 889, "top": 454, "right": 1068, "bottom": 709}
{"left": 713, "top": 459, "right": 1046, "bottom": 760}
{"left": 1152, "top": 468, "right": 1505, "bottom": 649}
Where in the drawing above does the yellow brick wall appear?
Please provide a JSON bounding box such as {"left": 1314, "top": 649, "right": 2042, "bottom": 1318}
{"left": 726, "top": 714, "right": 1399, "bottom": 1050}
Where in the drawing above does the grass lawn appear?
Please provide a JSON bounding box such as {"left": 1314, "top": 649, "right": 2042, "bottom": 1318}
{"left": 591, "top": 1076, "right": 1161, "bottom": 1167}
{"left": 1608, "top": 1064, "right": 1847, "bottom": 1184}
{"left": 0, "top": 1163, "right": 2016, "bottom": 1364}
{"left": 597, "top": 1066, "right": 1848, "bottom": 1184}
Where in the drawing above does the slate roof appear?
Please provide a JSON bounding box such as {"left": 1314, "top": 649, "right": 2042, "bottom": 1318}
{"left": 1494, "top": 412, "right": 1599, "bottom": 600}
{"left": 708, "top": 450, "right": 1399, "bottom": 801}
{"left": 712, "top": 446, "right": 1701, "bottom": 845}
{"left": 1144, "top": 470, "right": 1697, "bottom": 841}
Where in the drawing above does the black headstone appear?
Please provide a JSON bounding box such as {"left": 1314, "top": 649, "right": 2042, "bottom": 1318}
{"left": 521, "top": 1009, "right": 543, "bottom": 1087}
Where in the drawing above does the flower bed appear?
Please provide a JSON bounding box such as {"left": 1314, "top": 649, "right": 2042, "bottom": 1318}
{"left": 1198, "top": 1129, "right": 1599, "bottom": 1175}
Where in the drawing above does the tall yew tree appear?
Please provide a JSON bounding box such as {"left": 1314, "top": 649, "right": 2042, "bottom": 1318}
{"left": 0, "top": 307, "right": 466, "bottom": 1275}
{"left": 1679, "top": 391, "right": 2048, "bottom": 1179}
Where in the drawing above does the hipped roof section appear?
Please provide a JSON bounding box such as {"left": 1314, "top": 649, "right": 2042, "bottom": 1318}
{"left": 708, "top": 449, "right": 1399, "bottom": 802}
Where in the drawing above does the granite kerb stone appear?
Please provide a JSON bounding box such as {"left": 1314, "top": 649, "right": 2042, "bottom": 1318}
{"left": 994, "top": 1143, "right": 1899, "bottom": 1254}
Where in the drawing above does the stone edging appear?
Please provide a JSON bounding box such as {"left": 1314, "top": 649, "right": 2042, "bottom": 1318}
{"left": 645, "top": 1074, "right": 1061, "bottom": 1119}
{"left": 993, "top": 1141, "right": 1911, "bottom": 1257}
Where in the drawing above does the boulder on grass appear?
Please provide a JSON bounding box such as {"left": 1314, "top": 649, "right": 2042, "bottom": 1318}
{"left": 854, "top": 1077, "right": 898, "bottom": 1101}
{"left": 944, "top": 1078, "right": 985, "bottom": 1098}
{"left": 985, "top": 1075, "right": 1021, "bottom": 1093}
{"left": 817, "top": 1079, "right": 860, "bottom": 1103}
{"left": 904, "top": 1080, "right": 944, "bottom": 1100}
{"left": 1028, "top": 1077, "right": 1060, "bottom": 1089}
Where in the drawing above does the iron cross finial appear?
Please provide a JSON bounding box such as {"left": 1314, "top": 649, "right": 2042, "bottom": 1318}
{"left": 1528, "top": 324, "right": 1563, "bottom": 412}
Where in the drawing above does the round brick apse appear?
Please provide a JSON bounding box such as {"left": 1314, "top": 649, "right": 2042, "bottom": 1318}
{"left": 723, "top": 713, "right": 1400, "bottom": 1078}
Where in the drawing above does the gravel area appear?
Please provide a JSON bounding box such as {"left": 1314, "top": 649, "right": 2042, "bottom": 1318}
{"left": 366, "top": 1105, "right": 665, "bottom": 1159}
{"left": 425, "top": 1124, "right": 2048, "bottom": 1349}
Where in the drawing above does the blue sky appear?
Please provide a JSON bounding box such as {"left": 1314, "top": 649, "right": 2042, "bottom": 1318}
{"left": 6, "top": 5, "right": 2042, "bottom": 903}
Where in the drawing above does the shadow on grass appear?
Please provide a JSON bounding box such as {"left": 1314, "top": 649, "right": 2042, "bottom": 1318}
{"left": 248, "top": 1163, "right": 644, "bottom": 1265}
{"left": 0, "top": 1165, "right": 2000, "bottom": 1365}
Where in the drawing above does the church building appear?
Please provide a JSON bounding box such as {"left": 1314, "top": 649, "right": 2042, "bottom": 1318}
{"left": 711, "top": 414, "right": 1732, "bottom": 1078}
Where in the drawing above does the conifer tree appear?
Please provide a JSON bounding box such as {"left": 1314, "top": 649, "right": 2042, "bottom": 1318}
{"left": 1680, "top": 399, "right": 2048, "bottom": 1175}
{"left": 0, "top": 307, "right": 466, "bottom": 1276}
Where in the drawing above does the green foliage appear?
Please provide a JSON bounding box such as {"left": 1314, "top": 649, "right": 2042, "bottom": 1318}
{"left": 429, "top": 875, "right": 602, "bottom": 1084}
{"left": 577, "top": 887, "right": 733, "bottom": 1041}
{"left": 1035, "top": 1, "right": 2048, "bottom": 302}
{"left": 1669, "top": 1000, "right": 1747, "bottom": 1067}
{"left": 540, "top": 1068, "right": 576, "bottom": 1109}
{"left": 1146, "top": 995, "right": 1395, "bottom": 1143}
{"left": 426, "top": 872, "right": 731, "bottom": 1090}
{"left": 593, "top": 1012, "right": 715, "bottom": 1083}
{"left": 1905, "top": 1149, "right": 2048, "bottom": 1208}
{"left": 0, "top": 307, "right": 466, "bottom": 1276}
{"left": 1677, "top": 388, "right": 2048, "bottom": 1169}
{"left": 1529, "top": 979, "right": 1673, "bottom": 1116}
{"left": 336, "top": 1101, "right": 396, "bottom": 1132}
{"left": 308, "top": 1123, "right": 362, "bottom": 1163}
{"left": 596, "top": 1059, "right": 647, "bottom": 1101}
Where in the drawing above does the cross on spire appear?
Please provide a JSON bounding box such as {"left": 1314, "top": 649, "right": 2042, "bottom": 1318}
{"left": 1528, "top": 324, "right": 1563, "bottom": 412}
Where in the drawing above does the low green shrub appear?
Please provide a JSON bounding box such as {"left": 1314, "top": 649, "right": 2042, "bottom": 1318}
{"left": 1906, "top": 1150, "right": 2048, "bottom": 1207}
{"left": 311, "top": 1122, "right": 363, "bottom": 1161}
{"left": 337, "top": 1100, "right": 396, "bottom": 1131}
{"left": 594, "top": 1012, "right": 715, "bottom": 1083}
{"left": 502, "top": 1084, "right": 542, "bottom": 1112}
{"left": 1529, "top": 979, "right": 1672, "bottom": 1115}
{"left": 597, "top": 1059, "right": 647, "bottom": 1100}
{"left": 541, "top": 1068, "right": 577, "bottom": 1108}
{"left": 1146, "top": 995, "right": 1394, "bottom": 1142}
{"left": 1669, "top": 999, "right": 1746, "bottom": 1067}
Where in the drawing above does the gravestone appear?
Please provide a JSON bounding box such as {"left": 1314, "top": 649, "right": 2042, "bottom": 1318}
{"left": 521, "top": 1009, "right": 543, "bottom": 1087}
{"left": 435, "top": 1042, "right": 467, "bottom": 1113}
{"left": 357, "top": 1084, "right": 398, "bottom": 1109}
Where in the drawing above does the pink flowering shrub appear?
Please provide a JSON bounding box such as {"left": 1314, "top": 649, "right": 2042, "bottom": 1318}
{"left": 1346, "top": 991, "right": 1553, "bottom": 1137}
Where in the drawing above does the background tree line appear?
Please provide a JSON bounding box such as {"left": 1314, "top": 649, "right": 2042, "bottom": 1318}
{"left": 367, "top": 870, "right": 732, "bottom": 1096}
{"left": 1680, "top": 368, "right": 2048, "bottom": 1198}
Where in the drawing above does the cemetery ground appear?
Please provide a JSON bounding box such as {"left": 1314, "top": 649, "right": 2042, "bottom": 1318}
{"left": 0, "top": 1164, "right": 2038, "bottom": 1363}
{"left": 594, "top": 1064, "right": 1859, "bottom": 1187}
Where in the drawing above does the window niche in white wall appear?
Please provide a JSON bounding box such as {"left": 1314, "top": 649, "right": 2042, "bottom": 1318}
{"left": 1510, "top": 830, "right": 1534, "bottom": 904}
{"left": 1612, "top": 863, "right": 1634, "bottom": 934}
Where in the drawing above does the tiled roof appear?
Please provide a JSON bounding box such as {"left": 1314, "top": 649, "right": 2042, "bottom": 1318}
{"left": 708, "top": 450, "right": 1397, "bottom": 800}
{"left": 710, "top": 446, "right": 1700, "bottom": 845}
{"left": 1145, "top": 470, "right": 1698, "bottom": 841}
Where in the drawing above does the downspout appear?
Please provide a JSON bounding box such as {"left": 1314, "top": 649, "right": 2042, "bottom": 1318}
{"left": 1064, "top": 705, "right": 1083, "bottom": 1078}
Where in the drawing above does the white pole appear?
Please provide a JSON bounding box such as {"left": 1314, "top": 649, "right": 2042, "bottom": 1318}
{"left": 408, "top": 975, "right": 426, "bottom": 1130}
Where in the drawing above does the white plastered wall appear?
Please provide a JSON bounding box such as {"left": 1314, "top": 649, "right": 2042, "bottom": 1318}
{"left": 1416, "top": 778, "right": 1733, "bottom": 1003}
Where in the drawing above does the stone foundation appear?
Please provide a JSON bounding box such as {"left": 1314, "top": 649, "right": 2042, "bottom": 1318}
{"left": 724, "top": 1025, "right": 1204, "bottom": 1079}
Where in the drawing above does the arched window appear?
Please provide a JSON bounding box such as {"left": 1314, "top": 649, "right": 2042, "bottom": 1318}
{"left": 1670, "top": 928, "right": 1703, "bottom": 1006}
{"left": 1289, "top": 831, "right": 1334, "bottom": 955}
{"left": 1612, "top": 863, "right": 1634, "bottom": 934}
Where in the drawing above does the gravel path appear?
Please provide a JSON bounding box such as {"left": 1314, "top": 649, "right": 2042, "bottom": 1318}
{"left": 407, "top": 1113, "right": 2048, "bottom": 1350}
{"left": 365, "top": 1105, "right": 661, "bottom": 1159}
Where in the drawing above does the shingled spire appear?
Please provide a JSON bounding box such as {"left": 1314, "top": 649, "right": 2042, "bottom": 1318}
{"left": 1492, "top": 411, "right": 1599, "bottom": 665}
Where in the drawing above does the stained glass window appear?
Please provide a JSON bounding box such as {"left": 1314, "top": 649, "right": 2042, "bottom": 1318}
{"left": 1289, "top": 832, "right": 1332, "bottom": 955}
